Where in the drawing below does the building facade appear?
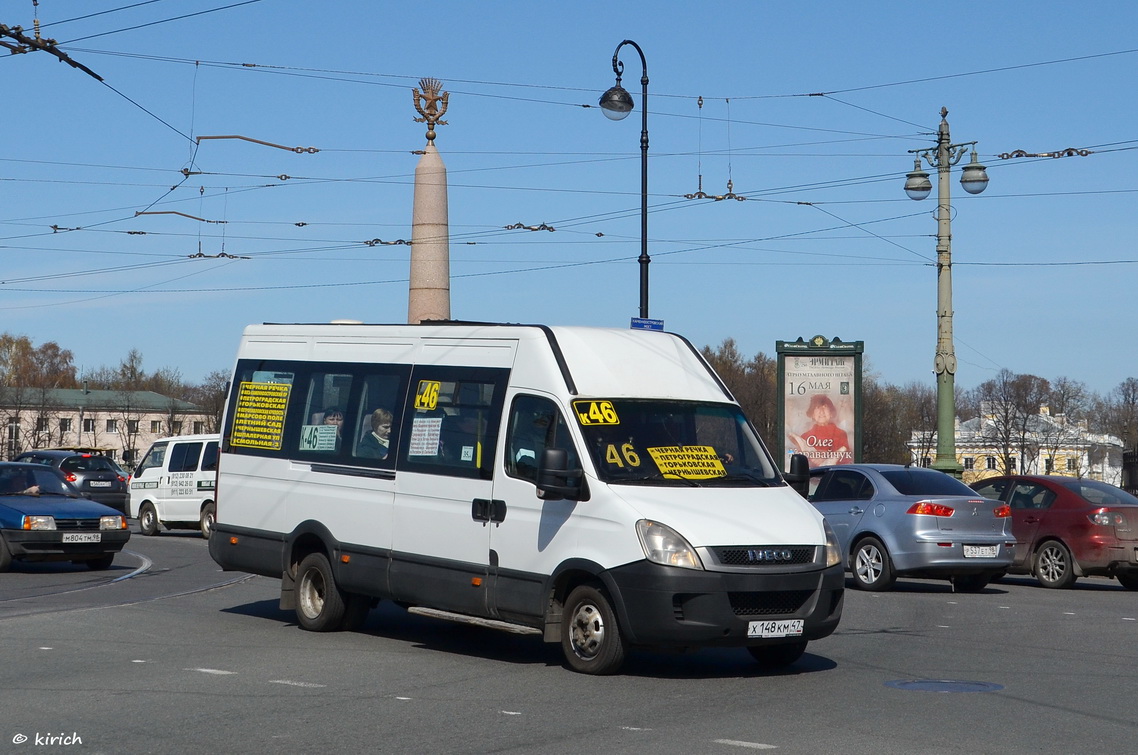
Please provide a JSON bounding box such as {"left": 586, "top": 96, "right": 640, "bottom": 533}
{"left": 1, "top": 386, "right": 214, "bottom": 468}
{"left": 909, "top": 405, "right": 1124, "bottom": 486}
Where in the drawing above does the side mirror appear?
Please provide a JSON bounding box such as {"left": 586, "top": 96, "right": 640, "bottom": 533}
{"left": 536, "top": 448, "right": 587, "bottom": 501}
{"left": 784, "top": 453, "right": 810, "bottom": 498}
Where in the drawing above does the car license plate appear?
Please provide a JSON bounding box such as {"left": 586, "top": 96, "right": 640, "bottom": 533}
{"left": 747, "top": 619, "right": 804, "bottom": 638}
{"left": 963, "top": 545, "right": 998, "bottom": 558}
{"left": 62, "top": 533, "right": 101, "bottom": 543}
{"left": 89, "top": 481, "right": 112, "bottom": 488}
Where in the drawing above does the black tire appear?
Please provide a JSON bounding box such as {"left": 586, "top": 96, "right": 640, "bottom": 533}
{"left": 1034, "top": 541, "right": 1077, "bottom": 589}
{"left": 952, "top": 574, "right": 990, "bottom": 593}
{"left": 1116, "top": 572, "right": 1138, "bottom": 591}
{"left": 748, "top": 641, "right": 808, "bottom": 669}
{"left": 340, "top": 593, "right": 373, "bottom": 631}
{"left": 851, "top": 536, "right": 896, "bottom": 591}
{"left": 138, "top": 503, "right": 159, "bottom": 536}
{"left": 561, "top": 584, "right": 627, "bottom": 675}
{"left": 295, "top": 552, "right": 347, "bottom": 632}
{"left": 85, "top": 554, "right": 115, "bottom": 571}
{"left": 199, "top": 502, "right": 216, "bottom": 539}
{"left": 0, "top": 534, "right": 12, "bottom": 572}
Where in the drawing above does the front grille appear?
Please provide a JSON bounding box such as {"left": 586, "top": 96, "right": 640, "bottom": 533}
{"left": 54, "top": 519, "right": 100, "bottom": 531}
{"left": 728, "top": 590, "right": 813, "bottom": 617}
{"left": 714, "top": 546, "right": 816, "bottom": 567}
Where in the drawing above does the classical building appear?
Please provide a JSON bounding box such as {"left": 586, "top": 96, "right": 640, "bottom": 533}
{"left": 909, "top": 405, "right": 1124, "bottom": 486}
{"left": 1, "top": 386, "right": 213, "bottom": 467}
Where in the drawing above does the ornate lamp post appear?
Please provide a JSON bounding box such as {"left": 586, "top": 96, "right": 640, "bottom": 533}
{"left": 599, "top": 40, "right": 650, "bottom": 319}
{"left": 904, "top": 107, "right": 989, "bottom": 476}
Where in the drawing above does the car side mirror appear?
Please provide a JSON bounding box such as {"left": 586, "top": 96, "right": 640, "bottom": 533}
{"left": 536, "top": 448, "right": 587, "bottom": 501}
{"left": 783, "top": 453, "right": 810, "bottom": 498}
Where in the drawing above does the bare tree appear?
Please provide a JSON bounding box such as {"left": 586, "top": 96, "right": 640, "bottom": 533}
{"left": 971, "top": 369, "right": 1051, "bottom": 474}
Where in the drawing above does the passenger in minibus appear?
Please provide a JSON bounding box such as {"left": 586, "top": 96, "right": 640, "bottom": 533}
{"left": 357, "top": 408, "right": 393, "bottom": 459}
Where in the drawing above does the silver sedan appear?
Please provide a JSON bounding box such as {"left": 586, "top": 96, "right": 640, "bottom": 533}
{"left": 808, "top": 464, "right": 1015, "bottom": 592}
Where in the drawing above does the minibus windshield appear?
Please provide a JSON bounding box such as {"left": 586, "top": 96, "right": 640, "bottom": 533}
{"left": 572, "top": 399, "right": 782, "bottom": 486}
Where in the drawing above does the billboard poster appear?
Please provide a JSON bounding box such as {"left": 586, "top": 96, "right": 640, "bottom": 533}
{"left": 777, "top": 336, "right": 863, "bottom": 471}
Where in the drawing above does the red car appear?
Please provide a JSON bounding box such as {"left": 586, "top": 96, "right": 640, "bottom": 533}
{"left": 970, "top": 475, "right": 1138, "bottom": 590}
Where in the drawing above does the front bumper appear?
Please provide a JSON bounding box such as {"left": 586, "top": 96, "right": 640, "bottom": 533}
{"left": 603, "top": 560, "right": 844, "bottom": 648}
{"left": 4, "top": 528, "right": 131, "bottom": 561}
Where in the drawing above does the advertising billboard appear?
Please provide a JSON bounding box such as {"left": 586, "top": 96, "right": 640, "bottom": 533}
{"left": 777, "top": 336, "right": 863, "bottom": 471}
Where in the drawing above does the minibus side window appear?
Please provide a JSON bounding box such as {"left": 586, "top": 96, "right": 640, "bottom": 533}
{"left": 201, "top": 441, "right": 219, "bottom": 472}
{"left": 298, "top": 371, "right": 354, "bottom": 456}
{"left": 399, "top": 367, "right": 507, "bottom": 480}
{"left": 169, "top": 442, "right": 203, "bottom": 473}
{"left": 506, "top": 395, "right": 580, "bottom": 484}
{"left": 351, "top": 371, "right": 407, "bottom": 466}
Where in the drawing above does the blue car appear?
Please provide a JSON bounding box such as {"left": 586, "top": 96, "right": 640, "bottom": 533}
{"left": 808, "top": 464, "right": 1015, "bottom": 592}
{"left": 0, "top": 462, "right": 130, "bottom": 572}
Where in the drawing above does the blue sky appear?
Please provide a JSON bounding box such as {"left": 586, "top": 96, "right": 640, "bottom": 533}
{"left": 2, "top": 0, "right": 1135, "bottom": 395}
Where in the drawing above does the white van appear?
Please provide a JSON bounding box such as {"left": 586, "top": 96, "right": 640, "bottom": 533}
{"left": 130, "top": 434, "right": 219, "bottom": 538}
{"left": 209, "top": 323, "right": 843, "bottom": 674}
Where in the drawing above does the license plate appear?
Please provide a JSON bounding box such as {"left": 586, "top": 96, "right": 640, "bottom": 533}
{"left": 963, "top": 545, "right": 999, "bottom": 558}
{"left": 747, "top": 619, "right": 804, "bottom": 638}
{"left": 62, "top": 533, "right": 101, "bottom": 543}
{"left": 88, "top": 481, "right": 112, "bottom": 488}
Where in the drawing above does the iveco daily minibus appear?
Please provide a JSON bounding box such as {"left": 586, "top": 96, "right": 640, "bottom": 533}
{"left": 209, "top": 322, "right": 844, "bottom": 674}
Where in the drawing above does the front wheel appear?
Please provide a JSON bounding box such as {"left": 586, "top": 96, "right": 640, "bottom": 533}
{"left": 199, "top": 502, "right": 216, "bottom": 539}
{"left": 1034, "top": 541, "right": 1077, "bottom": 589}
{"left": 748, "top": 641, "right": 807, "bottom": 669}
{"left": 138, "top": 504, "right": 159, "bottom": 536}
{"left": 0, "top": 534, "right": 13, "bottom": 572}
{"left": 295, "top": 552, "right": 346, "bottom": 632}
{"left": 561, "top": 584, "right": 627, "bottom": 675}
{"left": 851, "top": 536, "right": 896, "bottom": 591}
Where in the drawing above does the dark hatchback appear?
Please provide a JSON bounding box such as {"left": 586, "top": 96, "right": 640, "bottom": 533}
{"left": 14, "top": 450, "right": 128, "bottom": 515}
{"left": 970, "top": 475, "right": 1138, "bottom": 590}
{"left": 0, "top": 462, "right": 130, "bottom": 571}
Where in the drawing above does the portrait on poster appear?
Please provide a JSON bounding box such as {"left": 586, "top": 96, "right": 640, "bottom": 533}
{"left": 784, "top": 355, "right": 856, "bottom": 468}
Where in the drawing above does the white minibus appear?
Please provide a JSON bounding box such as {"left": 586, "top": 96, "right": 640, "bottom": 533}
{"left": 209, "top": 323, "right": 843, "bottom": 674}
{"left": 130, "top": 434, "right": 219, "bottom": 538}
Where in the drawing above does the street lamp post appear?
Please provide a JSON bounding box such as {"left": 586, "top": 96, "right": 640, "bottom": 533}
{"left": 599, "top": 39, "right": 650, "bottom": 320}
{"left": 904, "top": 107, "right": 989, "bottom": 477}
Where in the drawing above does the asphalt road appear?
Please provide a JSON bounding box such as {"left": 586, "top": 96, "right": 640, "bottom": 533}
{"left": 2, "top": 530, "right": 1136, "bottom": 754}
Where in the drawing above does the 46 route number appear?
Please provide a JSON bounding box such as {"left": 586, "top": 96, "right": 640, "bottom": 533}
{"left": 573, "top": 400, "right": 619, "bottom": 426}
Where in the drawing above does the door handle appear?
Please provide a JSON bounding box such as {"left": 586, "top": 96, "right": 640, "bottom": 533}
{"left": 472, "top": 498, "right": 507, "bottom": 523}
{"left": 848, "top": 506, "right": 864, "bottom": 515}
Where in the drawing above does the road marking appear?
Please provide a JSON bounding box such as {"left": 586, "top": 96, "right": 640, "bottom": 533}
{"left": 269, "top": 679, "right": 326, "bottom": 688}
{"left": 500, "top": 711, "right": 522, "bottom": 716}
{"left": 713, "top": 739, "right": 777, "bottom": 749}
{"left": 186, "top": 668, "right": 236, "bottom": 675}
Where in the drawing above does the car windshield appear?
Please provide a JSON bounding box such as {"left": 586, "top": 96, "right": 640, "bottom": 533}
{"left": 1057, "top": 478, "right": 1138, "bottom": 506}
{"left": 880, "top": 468, "right": 977, "bottom": 496}
{"left": 574, "top": 399, "right": 781, "bottom": 486}
{"left": 0, "top": 466, "right": 76, "bottom": 496}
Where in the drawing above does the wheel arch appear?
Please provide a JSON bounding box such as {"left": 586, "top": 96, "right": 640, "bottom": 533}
{"left": 279, "top": 520, "right": 340, "bottom": 610}
{"left": 541, "top": 558, "right": 612, "bottom": 643}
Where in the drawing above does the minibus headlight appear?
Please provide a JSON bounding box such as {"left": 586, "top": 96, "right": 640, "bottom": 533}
{"left": 823, "top": 519, "right": 843, "bottom": 568}
{"left": 635, "top": 519, "right": 703, "bottom": 570}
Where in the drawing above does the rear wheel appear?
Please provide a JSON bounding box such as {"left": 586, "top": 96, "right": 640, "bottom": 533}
{"left": 85, "top": 554, "right": 115, "bottom": 571}
{"left": 561, "top": 584, "right": 627, "bottom": 675}
{"left": 747, "top": 641, "right": 808, "bottom": 669}
{"left": 851, "top": 536, "right": 896, "bottom": 591}
{"left": 138, "top": 504, "right": 159, "bottom": 536}
{"left": 295, "top": 553, "right": 346, "bottom": 632}
{"left": 1115, "top": 572, "right": 1138, "bottom": 591}
{"left": 1034, "top": 541, "right": 1077, "bottom": 589}
{"left": 199, "top": 502, "right": 216, "bottom": 539}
